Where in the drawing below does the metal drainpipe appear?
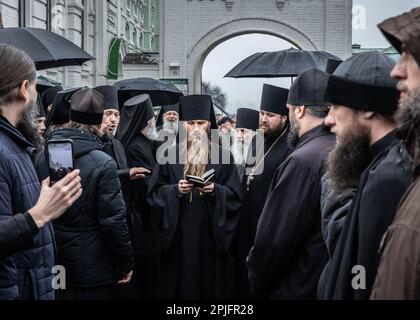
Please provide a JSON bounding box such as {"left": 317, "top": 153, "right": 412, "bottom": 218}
{"left": 63, "top": 0, "right": 68, "bottom": 88}
{"left": 94, "top": 0, "right": 99, "bottom": 86}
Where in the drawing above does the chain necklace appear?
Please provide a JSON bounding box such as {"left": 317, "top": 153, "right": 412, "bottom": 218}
{"left": 246, "top": 124, "right": 289, "bottom": 191}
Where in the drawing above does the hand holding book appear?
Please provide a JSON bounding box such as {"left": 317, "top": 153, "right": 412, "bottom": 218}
{"left": 196, "top": 183, "right": 215, "bottom": 195}
{"left": 186, "top": 169, "right": 216, "bottom": 189}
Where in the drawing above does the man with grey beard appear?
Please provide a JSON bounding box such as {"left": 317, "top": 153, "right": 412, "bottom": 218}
{"left": 218, "top": 116, "right": 234, "bottom": 146}
{"left": 247, "top": 69, "right": 335, "bottom": 299}
{"left": 319, "top": 51, "right": 412, "bottom": 300}
{"left": 115, "top": 94, "right": 158, "bottom": 300}
{"left": 371, "top": 7, "right": 420, "bottom": 300}
{"left": 231, "top": 108, "right": 260, "bottom": 181}
{"left": 156, "top": 104, "right": 179, "bottom": 149}
{"left": 148, "top": 94, "right": 242, "bottom": 300}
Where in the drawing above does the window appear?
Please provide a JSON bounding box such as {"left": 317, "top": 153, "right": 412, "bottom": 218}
{"left": 125, "top": 23, "right": 130, "bottom": 42}
{"left": 81, "top": 0, "right": 85, "bottom": 49}
{"left": 18, "top": 0, "right": 26, "bottom": 27}
{"left": 46, "top": 0, "right": 52, "bottom": 30}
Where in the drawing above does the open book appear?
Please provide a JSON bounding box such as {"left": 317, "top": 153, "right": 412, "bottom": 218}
{"left": 186, "top": 169, "right": 216, "bottom": 188}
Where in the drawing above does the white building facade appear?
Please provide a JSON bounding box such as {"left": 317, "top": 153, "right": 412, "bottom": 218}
{"left": 0, "top": 0, "right": 353, "bottom": 93}
{"left": 0, "top": 0, "right": 159, "bottom": 87}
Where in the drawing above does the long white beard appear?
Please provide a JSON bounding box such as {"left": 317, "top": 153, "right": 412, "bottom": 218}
{"left": 163, "top": 118, "right": 179, "bottom": 136}
{"left": 146, "top": 126, "right": 158, "bottom": 141}
{"left": 232, "top": 130, "right": 254, "bottom": 165}
{"left": 232, "top": 139, "right": 244, "bottom": 165}
{"left": 232, "top": 138, "right": 251, "bottom": 165}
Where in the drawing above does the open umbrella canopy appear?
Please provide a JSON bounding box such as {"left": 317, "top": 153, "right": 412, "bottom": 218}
{"left": 114, "top": 77, "right": 184, "bottom": 107}
{"left": 225, "top": 48, "right": 342, "bottom": 78}
{"left": 0, "top": 27, "right": 94, "bottom": 70}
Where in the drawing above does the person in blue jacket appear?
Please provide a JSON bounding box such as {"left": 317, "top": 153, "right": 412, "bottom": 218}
{"left": 0, "top": 44, "right": 82, "bottom": 300}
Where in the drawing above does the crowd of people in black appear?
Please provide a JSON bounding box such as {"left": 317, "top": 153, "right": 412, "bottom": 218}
{"left": 1, "top": 7, "right": 420, "bottom": 301}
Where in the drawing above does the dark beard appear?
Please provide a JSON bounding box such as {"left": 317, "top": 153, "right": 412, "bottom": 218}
{"left": 287, "top": 118, "right": 300, "bottom": 148}
{"left": 328, "top": 125, "right": 371, "bottom": 193}
{"left": 17, "top": 104, "right": 42, "bottom": 152}
{"left": 394, "top": 89, "right": 420, "bottom": 157}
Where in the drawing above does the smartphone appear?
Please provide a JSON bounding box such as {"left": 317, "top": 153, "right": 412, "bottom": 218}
{"left": 46, "top": 139, "right": 74, "bottom": 184}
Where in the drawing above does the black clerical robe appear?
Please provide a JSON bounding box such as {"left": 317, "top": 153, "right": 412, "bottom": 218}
{"left": 233, "top": 125, "right": 291, "bottom": 299}
{"left": 102, "top": 134, "right": 130, "bottom": 179}
{"left": 247, "top": 125, "right": 336, "bottom": 299}
{"left": 125, "top": 133, "right": 160, "bottom": 299}
{"left": 148, "top": 144, "right": 242, "bottom": 300}
{"left": 318, "top": 132, "right": 411, "bottom": 300}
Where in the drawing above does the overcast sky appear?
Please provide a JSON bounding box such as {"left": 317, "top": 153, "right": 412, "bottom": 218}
{"left": 202, "top": 0, "right": 420, "bottom": 114}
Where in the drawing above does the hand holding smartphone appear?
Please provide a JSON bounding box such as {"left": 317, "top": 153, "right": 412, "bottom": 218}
{"left": 46, "top": 139, "right": 75, "bottom": 185}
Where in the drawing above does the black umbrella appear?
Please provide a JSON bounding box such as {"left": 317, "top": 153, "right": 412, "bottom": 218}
{"left": 0, "top": 27, "right": 94, "bottom": 70}
{"left": 225, "top": 48, "right": 341, "bottom": 78}
{"left": 113, "top": 77, "right": 184, "bottom": 107}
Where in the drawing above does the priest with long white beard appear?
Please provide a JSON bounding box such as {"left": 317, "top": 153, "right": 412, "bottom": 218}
{"left": 231, "top": 108, "right": 260, "bottom": 181}
{"left": 148, "top": 94, "right": 242, "bottom": 300}
{"left": 156, "top": 104, "right": 179, "bottom": 146}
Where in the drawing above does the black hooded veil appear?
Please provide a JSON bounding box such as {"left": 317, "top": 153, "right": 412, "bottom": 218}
{"left": 45, "top": 87, "right": 81, "bottom": 130}
{"left": 115, "top": 94, "right": 159, "bottom": 299}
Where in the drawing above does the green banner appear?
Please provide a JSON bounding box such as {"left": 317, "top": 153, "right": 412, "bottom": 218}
{"left": 107, "top": 38, "right": 121, "bottom": 80}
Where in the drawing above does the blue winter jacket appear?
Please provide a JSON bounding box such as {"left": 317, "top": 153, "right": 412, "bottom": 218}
{"left": 0, "top": 115, "right": 55, "bottom": 300}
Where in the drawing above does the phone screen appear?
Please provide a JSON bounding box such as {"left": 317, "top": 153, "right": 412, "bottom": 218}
{"left": 48, "top": 141, "right": 74, "bottom": 183}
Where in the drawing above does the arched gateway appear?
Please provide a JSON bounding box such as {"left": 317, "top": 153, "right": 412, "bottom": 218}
{"left": 159, "top": 0, "right": 353, "bottom": 94}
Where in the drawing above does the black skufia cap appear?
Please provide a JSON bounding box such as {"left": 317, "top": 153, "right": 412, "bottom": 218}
{"left": 236, "top": 108, "right": 260, "bottom": 130}
{"left": 325, "top": 51, "right": 400, "bottom": 114}
{"left": 115, "top": 94, "right": 155, "bottom": 147}
{"left": 287, "top": 68, "right": 330, "bottom": 106}
{"left": 260, "top": 84, "right": 289, "bottom": 116}
{"left": 70, "top": 89, "right": 105, "bottom": 125}
{"left": 46, "top": 87, "right": 81, "bottom": 128}
{"left": 41, "top": 86, "right": 63, "bottom": 115}
{"left": 179, "top": 95, "right": 218, "bottom": 129}
{"left": 94, "top": 85, "right": 119, "bottom": 111}
{"left": 156, "top": 103, "right": 180, "bottom": 127}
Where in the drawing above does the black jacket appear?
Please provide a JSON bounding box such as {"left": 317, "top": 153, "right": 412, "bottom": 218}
{"left": 247, "top": 126, "right": 336, "bottom": 299}
{"left": 0, "top": 115, "right": 55, "bottom": 300}
{"left": 35, "top": 128, "right": 134, "bottom": 288}
{"left": 319, "top": 133, "right": 411, "bottom": 300}
{"left": 0, "top": 213, "right": 39, "bottom": 260}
